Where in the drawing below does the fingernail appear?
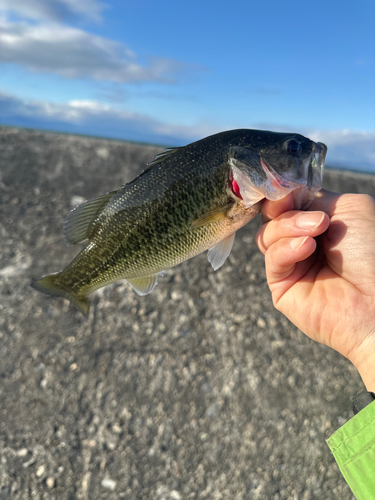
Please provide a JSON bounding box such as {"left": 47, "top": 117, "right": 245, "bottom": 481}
{"left": 297, "top": 212, "right": 324, "bottom": 229}
{"left": 290, "top": 236, "right": 309, "bottom": 250}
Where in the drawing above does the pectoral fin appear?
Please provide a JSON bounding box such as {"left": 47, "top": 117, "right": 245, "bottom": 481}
{"left": 207, "top": 232, "right": 236, "bottom": 271}
{"left": 127, "top": 272, "right": 164, "bottom": 296}
{"left": 190, "top": 204, "right": 233, "bottom": 230}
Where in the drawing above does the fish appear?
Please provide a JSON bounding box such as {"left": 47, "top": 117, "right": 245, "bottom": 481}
{"left": 31, "top": 129, "right": 327, "bottom": 317}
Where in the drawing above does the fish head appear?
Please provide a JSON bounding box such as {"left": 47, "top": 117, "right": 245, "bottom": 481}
{"left": 229, "top": 132, "right": 327, "bottom": 210}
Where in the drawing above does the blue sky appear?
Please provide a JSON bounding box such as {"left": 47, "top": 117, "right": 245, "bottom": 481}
{"left": 0, "top": 0, "right": 374, "bottom": 171}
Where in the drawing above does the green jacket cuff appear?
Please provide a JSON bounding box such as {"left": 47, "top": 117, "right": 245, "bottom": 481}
{"left": 327, "top": 400, "right": 375, "bottom": 500}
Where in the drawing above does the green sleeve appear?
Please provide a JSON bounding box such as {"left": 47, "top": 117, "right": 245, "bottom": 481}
{"left": 327, "top": 400, "right": 375, "bottom": 500}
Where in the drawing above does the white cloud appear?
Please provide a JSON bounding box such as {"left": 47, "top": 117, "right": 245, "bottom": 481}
{"left": 300, "top": 128, "right": 375, "bottom": 172}
{"left": 0, "top": 19, "right": 188, "bottom": 83}
{"left": 1, "top": 90, "right": 374, "bottom": 172}
{"left": 0, "top": 90, "right": 217, "bottom": 145}
{"left": 0, "top": 0, "right": 107, "bottom": 23}
{"left": 69, "top": 100, "right": 111, "bottom": 111}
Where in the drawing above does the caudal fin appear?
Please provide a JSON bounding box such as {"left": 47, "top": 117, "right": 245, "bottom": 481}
{"left": 31, "top": 272, "right": 90, "bottom": 317}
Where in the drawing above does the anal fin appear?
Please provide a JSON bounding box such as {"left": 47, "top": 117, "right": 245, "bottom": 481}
{"left": 127, "top": 272, "right": 164, "bottom": 296}
{"left": 208, "top": 232, "right": 236, "bottom": 271}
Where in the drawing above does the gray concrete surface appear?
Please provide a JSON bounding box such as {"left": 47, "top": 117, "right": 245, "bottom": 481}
{"left": 1, "top": 126, "right": 374, "bottom": 499}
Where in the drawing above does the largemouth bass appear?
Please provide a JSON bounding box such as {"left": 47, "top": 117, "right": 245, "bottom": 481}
{"left": 32, "top": 129, "right": 327, "bottom": 316}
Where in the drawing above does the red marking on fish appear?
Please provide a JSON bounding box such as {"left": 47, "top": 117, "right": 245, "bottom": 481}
{"left": 230, "top": 178, "right": 243, "bottom": 199}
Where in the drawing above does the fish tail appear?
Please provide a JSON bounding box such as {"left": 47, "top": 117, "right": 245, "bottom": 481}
{"left": 31, "top": 273, "right": 90, "bottom": 317}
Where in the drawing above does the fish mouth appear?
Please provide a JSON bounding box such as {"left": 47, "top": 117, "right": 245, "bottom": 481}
{"left": 259, "top": 141, "right": 327, "bottom": 209}
{"left": 229, "top": 141, "right": 327, "bottom": 209}
{"left": 293, "top": 141, "right": 327, "bottom": 209}
{"left": 308, "top": 142, "right": 327, "bottom": 189}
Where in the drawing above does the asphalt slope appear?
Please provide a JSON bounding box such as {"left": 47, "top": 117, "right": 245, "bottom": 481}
{"left": 1, "top": 126, "right": 374, "bottom": 500}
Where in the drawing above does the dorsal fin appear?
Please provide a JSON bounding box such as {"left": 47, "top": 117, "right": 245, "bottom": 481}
{"left": 116, "top": 147, "right": 181, "bottom": 192}
{"left": 147, "top": 147, "right": 181, "bottom": 167}
{"left": 63, "top": 191, "right": 116, "bottom": 246}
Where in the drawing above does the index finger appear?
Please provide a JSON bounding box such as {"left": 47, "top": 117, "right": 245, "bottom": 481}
{"left": 308, "top": 189, "right": 341, "bottom": 215}
{"left": 261, "top": 189, "right": 341, "bottom": 225}
{"left": 261, "top": 193, "right": 295, "bottom": 224}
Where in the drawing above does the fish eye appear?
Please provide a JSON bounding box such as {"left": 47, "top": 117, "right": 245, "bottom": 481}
{"left": 286, "top": 139, "right": 301, "bottom": 154}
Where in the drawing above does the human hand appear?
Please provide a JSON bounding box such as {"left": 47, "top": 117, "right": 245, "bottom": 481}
{"left": 255, "top": 189, "right": 375, "bottom": 391}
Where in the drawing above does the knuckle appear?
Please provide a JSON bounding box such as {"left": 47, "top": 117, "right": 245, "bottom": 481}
{"left": 272, "top": 295, "right": 282, "bottom": 311}
{"left": 360, "top": 194, "right": 375, "bottom": 212}
{"left": 255, "top": 226, "right": 269, "bottom": 255}
{"left": 341, "top": 193, "right": 375, "bottom": 214}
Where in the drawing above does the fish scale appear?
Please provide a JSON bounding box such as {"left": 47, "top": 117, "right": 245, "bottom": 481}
{"left": 32, "top": 129, "right": 327, "bottom": 316}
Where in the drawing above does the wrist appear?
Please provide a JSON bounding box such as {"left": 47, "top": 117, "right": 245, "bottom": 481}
{"left": 351, "top": 343, "right": 375, "bottom": 392}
